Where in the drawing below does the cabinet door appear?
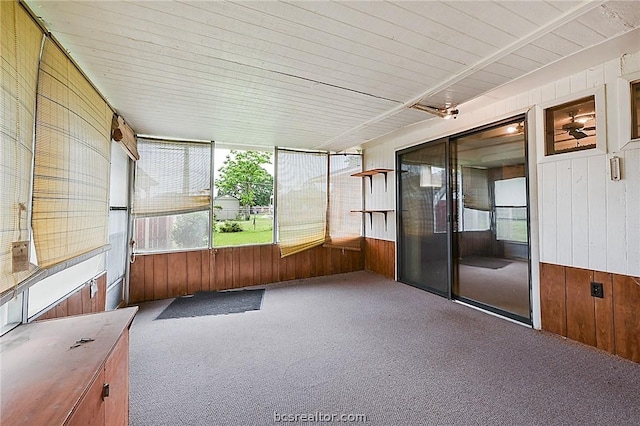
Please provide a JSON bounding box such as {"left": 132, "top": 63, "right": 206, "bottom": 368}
{"left": 66, "top": 370, "right": 105, "bottom": 426}
{"left": 104, "top": 331, "right": 129, "bottom": 426}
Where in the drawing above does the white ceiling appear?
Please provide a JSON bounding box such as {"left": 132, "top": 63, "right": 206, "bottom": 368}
{"left": 25, "top": 1, "right": 640, "bottom": 152}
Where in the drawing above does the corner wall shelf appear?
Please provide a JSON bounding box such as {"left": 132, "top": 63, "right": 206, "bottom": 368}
{"left": 351, "top": 209, "right": 394, "bottom": 230}
{"left": 351, "top": 168, "right": 393, "bottom": 192}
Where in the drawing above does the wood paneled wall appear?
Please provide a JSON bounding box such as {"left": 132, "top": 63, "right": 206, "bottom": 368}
{"left": 129, "top": 244, "right": 364, "bottom": 303}
{"left": 364, "top": 238, "right": 395, "bottom": 280}
{"left": 540, "top": 262, "right": 640, "bottom": 363}
{"left": 458, "top": 231, "right": 494, "bottom": 258}
{"left": 36, "top": 273, "right": 107, "bottom": 321}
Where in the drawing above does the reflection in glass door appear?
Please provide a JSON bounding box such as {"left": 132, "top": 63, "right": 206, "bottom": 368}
{"left": 397, "top": 139, "right": 449, "bottom": 296}
{"left": 451, "top": 120, "right": 531, "bottom": 322}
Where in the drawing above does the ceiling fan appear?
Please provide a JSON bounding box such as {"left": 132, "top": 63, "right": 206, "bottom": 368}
{"left": 555, "top": 112, "right": 596, "bottom": 141}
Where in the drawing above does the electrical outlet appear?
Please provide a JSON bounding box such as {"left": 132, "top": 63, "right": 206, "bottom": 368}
{"left": 591, "top": 282, "right": 604, "bottom": 298}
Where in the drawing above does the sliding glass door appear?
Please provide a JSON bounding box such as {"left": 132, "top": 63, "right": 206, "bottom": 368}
{"left": 396, "top": 117, "right": 531, "bottom": 323}
{"left": 451, "top": 120, "right": 530, "bottom": 321}
{"left": 397, "top": 139, "right": 449, "bottom": 297}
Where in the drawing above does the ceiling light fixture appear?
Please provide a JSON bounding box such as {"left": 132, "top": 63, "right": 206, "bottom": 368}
{"left": 410, "top": 103, "right": 459, "bottom": 119}
{"left": 506, "top": 122, "right": 525, "bottom": 134}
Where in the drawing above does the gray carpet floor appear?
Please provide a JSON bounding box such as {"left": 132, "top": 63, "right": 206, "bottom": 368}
{"left": 129, "top": 271, "right": 640, "bottom": 426}
{"left": 458, "top": 259, "right": 530, "bottom": 318}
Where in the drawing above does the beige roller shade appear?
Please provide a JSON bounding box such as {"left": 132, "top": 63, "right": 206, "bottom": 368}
{"left": 0, "top": 2, "right": 43, "bottom": 294}
{"left": 277, "top": 149, "right": 328, "bottom": 257}
{"left": 133, "top": 138, "right": 211, "bottom": 217}
{"left": 32, "top": 38, "right": 112, "bottom": 268}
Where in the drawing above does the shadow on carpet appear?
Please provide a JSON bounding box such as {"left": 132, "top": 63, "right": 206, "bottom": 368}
{"left": 155, "top": 289, "right": 264, "bottom": 320}
{"left": 459, "top": 256, "right": 511, "bottom": 269}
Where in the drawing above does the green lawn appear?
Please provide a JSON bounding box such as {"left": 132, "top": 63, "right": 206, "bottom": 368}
{"left": 213, "top": 215, "right": 273, "bottom": 247}
{"left": 497, "top": 219, "right": 528, "bottom": 243}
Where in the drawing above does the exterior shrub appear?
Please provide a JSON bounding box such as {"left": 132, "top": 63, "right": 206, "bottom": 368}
{"left": 218, "top": 220, "right": 243, "bottom": 233}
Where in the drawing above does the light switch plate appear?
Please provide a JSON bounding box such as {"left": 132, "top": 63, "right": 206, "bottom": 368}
{"left": 12, "top": 241, "right": 29, "bottom": 273}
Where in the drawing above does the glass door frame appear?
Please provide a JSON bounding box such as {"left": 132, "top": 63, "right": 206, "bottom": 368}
{"left": 395, "top": 115, "right": 533, "bottom": 324}
{"left": 449, "top": 115, "right": 531, "bottom": 323}
{"left": 396, "top": 137, "right": 453, "bottom": 299}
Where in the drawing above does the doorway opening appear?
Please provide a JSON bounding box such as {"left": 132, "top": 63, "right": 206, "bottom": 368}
{"left": 397, "top": 116, "right": 531, "bottom": 323}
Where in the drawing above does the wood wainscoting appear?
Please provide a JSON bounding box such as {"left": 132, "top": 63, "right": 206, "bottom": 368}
{"left": 37, "top": 273, "right": 107, "bottom": 321}
{"left": 540, "top": 263, "right": 640, "bottom": 363}
{"left": 129, "top": 244, "right": 364, "bottom": 304}
{"left": 364, "top": 238, "right": 395, "bottom": 280}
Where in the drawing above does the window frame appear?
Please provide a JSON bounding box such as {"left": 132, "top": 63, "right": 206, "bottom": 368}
{"left": 615, "top": 67, "right": 640, "bottom": 151}
{"left": 544, "top": 95, "right": 597, "bottom": 155}
{"left": 632, "top": 79, "right": 640, "bottom": 141}
{"left": 493, "top": 177, "right": 528, "bottom": 244}
{"left": 536, "top": 85, "right": 607, "bottom": 163}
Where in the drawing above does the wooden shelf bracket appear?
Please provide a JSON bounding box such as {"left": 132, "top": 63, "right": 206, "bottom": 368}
{"left": 351, "top": 168, "right": 393, "bottom": 193}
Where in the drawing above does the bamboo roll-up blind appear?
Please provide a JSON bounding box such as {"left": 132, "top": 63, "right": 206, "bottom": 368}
{"left": 462, "top": 166, "right": 491, "bottom": 211}
{"left": 112, "top": 114, "right": 139, "bottom": 160}
{"left": 32, "top": 39, "right": 112, "bottom": 268}
{"left": 132, "top": 138, "right": 211, "bottom": 217}
{"left": 325, "top": 154, "right": 362, "bottom": 251}
{"left": 277, "top": 149, "right": 328, "bottom": 257}
{"left": 0, "top": 2, "right": 43, "bottom": 294}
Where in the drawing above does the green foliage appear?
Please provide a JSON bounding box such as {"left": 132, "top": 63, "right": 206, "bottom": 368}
{"left": 215, "top": 150, "right": 273, "bottom": 208}
{"left": 217, "top": 220, "right": 243, "bottom": 233}
{"left": 172, "top": 212, "right": 208, "bottom": 248}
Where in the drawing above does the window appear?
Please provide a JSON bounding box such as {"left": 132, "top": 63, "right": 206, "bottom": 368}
{"left": 632, "top": 80, "right": 640, "bottom": 140}
{"left": 494, "top": 178, "right": 528, "bottom": 243}
{"left": 213, "top": 148, "right": 274, "bottom": 247}
{"left": 133, "top": 138, "right": 212, "bottom": 252}
{"left": 276, "top": 149, "right": 362, "bottom": 257}
{"left": 325, "top": 154, "right": 362, "bottom": 250}
{"left": 276, "top": 149, "right": 327, "bottom": 257}
{"left": 545, "top": 95, "right": 596, "bottom": 155}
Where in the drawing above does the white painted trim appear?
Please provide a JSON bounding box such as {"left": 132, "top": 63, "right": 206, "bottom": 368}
{"left": 536, "top": 85, "right": 607, "bottom": 164}
{"left": 527, "top": 107, "right": 542, "bottom": 330}
{"left": 453, "top": 300, "right": 532, "bottom": 328}
{"left": 616, "top": 69, "right": 640, "bottom": 151}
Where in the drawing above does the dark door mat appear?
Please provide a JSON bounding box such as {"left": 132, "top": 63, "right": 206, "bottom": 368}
{"left": 459, "top": 256, "right": 512, "bottom": 269}
{"left": 156, "top": 289, "right": 264, "bottom": 320}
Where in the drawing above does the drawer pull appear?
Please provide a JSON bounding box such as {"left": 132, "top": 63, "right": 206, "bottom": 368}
{"left": 102, "top": 383, "right": 110, "bottom": 399}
